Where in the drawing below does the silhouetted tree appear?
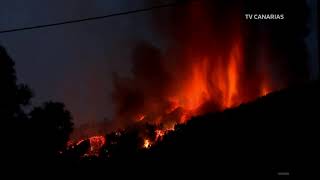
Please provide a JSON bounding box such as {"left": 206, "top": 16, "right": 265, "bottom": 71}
{"left": 0, "top": 45, "right": 32, "bottom": 121}
{"left": 63, "top": 139, "right": 90, "bottom": 160}
{"left": 29, "top": 102, "right": 74, "bottom": 158}
{"left": 0, "top": 46, "right": 33, "bottom": 162}
{"left": 1, "top": 45, "right": 75, "bottom": 165}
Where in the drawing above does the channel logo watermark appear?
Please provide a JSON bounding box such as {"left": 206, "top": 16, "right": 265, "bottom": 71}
{"left": 245, "top": 14, "right": 285, "bottom": 20}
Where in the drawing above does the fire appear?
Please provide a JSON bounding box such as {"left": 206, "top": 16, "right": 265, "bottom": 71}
{"left": 142, "top": 129, "right": 173, "bottom": 149}
{"left": 136, "top": 114, "right": 145, "bottom": 121}
{"left": 108, "top": 1, "right": 278, "bottom": 142}
{"left": 143, "top": 139, "right": 151, "bottom": 149}
{"left": 155, "top": 129, "right": 165, "bottom": 140}
{"left": 132, "top": 36, "right": 272, "bottom": 142}
{"left": 76, "top": 139, "right": 85, "bottom": 146}
{"left": 133, "top": 38, "right": 272, "bottom": 150}
{"left": 155, "top": 129, "right": 172, "bottom": 142}
{"left": 67, "top": 135, "right": 106, "bottom": 157}
{"left": 168, "top": 40, "right": 244, "bottom": 119}
{"left": 88, "top": 136, "right": 106, "bottom": 156}
{"left": 225, "top": 44, "right": 242, "bottom": 108}
{"left": 80, "top": 1, "right": 278, "bottom": 156}
{"left": 70, "top": 36, "right": 273, "bottom": 154}
{"left": 261, "top": 84, "right": 270, "bottom": 96}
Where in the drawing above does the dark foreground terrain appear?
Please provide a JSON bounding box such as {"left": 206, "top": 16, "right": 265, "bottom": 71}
{"left": 59, "top": 80, "right": 318, "bottom": 178}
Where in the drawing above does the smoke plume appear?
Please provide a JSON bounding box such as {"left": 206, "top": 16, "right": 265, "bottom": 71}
{"left": 111, "top": 0, "right": 309, "bottom": 130}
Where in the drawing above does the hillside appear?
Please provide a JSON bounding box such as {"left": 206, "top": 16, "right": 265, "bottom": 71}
{"left": 135, "top": 80, "right": 319, "bottom": 177}
{"left": 61, "top": 80, "right": 319, "bottom": 178}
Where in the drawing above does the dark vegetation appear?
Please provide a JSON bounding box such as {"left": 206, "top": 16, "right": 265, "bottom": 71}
{"left": 0, "top": 46, "right": 73, "bottom": 165}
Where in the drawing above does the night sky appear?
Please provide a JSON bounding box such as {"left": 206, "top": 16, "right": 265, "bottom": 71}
{"left": 0, "top": 0, "right": 175, "bottom": 127}
{"left": 0, "top": 0, "right": 318, "bottom": 128}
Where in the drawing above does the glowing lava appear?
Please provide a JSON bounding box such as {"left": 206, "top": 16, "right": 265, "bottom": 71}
{"left": 136, "top": 114, "right": 146, "bottom": 121}
{"left": 88, "top": 136, "right": 106, "bottom": 156}
{"left": 68, "top": 135, "right": 106, "bottom": 157}
{"left": 143, "top": 139, "right": 151, "bottom": 149}
{"left": 155, "top": 130, "right": 166, "bottom": 141}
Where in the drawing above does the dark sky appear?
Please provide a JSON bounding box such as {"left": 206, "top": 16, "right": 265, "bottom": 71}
{"left": 0, "top": 0, "right": 173, "bottom": 126}
{"left": 0, "top": 0, "right": 318, "bottom": 128}
{"left": 306, "top": 0, "right": 319, "bottom": 80}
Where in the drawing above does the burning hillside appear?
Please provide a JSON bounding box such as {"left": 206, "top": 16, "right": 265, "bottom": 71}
{"left": 67, "top": 0, "right": 310, "bottom": 156}
{"left": 66, "top": 136, "right": 106, "bottom": 157}
{"left": 112, "top": 1, "right": 276, "bottom": 132}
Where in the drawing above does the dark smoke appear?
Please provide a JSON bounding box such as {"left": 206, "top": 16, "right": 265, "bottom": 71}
{"left": 112, "top": 1, "right": 240, "bottom": 128}
{"left": 112, "top": 42, "right": 177, "bottom": 128}
{"left": 71, "top": 119, "right": 115, "bottom": 141}
{"left": 111, "top": 0, "right": 310, "bottom": 129}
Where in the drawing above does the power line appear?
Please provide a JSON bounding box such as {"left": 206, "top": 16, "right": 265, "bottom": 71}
{"left": 0, "top": 1, "right": 185, "bottom": 34}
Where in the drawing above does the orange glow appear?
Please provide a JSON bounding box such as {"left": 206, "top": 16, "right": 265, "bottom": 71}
{"left": 155, "top": 130, "right": 165, "bottom": 138}
{"left": 71, "top": 38, "right": 274, "bottom": 155}
{"left": 155, "top": 129, "right": 166, "bottom": 141}
{"left": 183, "top": 59, "right": 210, "bottom": 111}
{"left": 225, "top": 44, "right": 241, "bottom": 108}
{"left": 68, "top": 135, "right": 106, "bottom": 157}
{"left": 136, "top": 114, "right": 146, "bottom": 121}
{"left": 261, "top": 82, "right": 271, "bottom": 96}
{"left": 169, "top": 40, "right": 244, "bottom": 119}
{"left": 76, "top": 139, "right": 85, "bottom": 146}
{"left": 143, "top": 139, "right": 151, "bottom": 149}
{"left": 70, "top": 3, "right": 278, "bottom": 156}
{"left": 135, "top": 38, "right": 273, "bottom": 150}
{"left": 88, "top": 136, "right": 106, "bottom": 156}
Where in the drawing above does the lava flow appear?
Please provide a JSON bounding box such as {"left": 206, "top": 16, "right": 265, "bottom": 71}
{"left": 67, "top": 136, "right": 106, "bottom": 157}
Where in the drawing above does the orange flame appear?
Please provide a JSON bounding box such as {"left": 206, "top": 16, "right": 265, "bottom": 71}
{"left": 168, "top": 39, "right": 244, "bottom": 118}
{"left": 143, "top": 139, "right": 151, "bottom": 149}
{"left": 261, "top": 83, "right": 270, "bottom": 96}
{"left": 67, "top": 135, "right": 106, "bottom": 157}
{"left": 73, "top": 3, "right": 277, "bottom": 155}
{"left": 88, "top": 136, "right": 106, "bottom": 156}
{"left": 136, "top": 114, "right": 146, "bottom": 121}
{"left": 134, "top": 38, "right": 273, "bottom": 150}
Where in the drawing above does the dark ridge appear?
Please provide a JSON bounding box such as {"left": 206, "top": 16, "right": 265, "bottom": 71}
{"left": 140, "top": 80, "right": 319, "bottom": 177}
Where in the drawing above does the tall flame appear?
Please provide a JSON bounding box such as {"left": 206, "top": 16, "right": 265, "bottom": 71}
{"left": 165, "top": 39, "right": 245, "bottom": 123}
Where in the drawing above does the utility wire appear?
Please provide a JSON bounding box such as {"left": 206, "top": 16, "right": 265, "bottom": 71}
{"left": 0, "top": 1, "right": 189, "bottom": 34}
